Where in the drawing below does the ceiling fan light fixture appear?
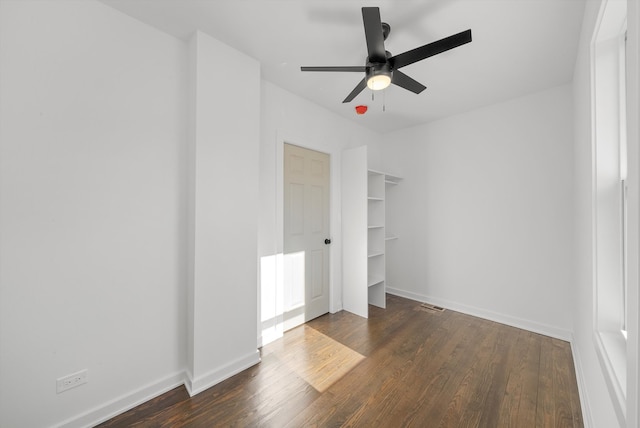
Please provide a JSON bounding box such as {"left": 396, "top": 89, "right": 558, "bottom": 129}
{"left": 366, "top": 64, "right": 392, "bottom": 91}
{"left": 367, "top": 74, "right": 391, "bottom": 90}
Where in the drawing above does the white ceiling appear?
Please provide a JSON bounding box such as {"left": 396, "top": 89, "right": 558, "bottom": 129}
{"left": 101, "top": 0, "right": 587, "bottom": 134}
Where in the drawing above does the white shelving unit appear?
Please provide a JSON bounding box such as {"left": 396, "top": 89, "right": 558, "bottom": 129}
{"left": 367, "top": 170, "right": 386, "bottom": 308}
{"left": 342, "top": 146, "right": 402, "bottom": 318}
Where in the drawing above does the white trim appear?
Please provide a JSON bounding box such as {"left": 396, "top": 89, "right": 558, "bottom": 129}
{"left": 625, "top": 1, "right": 640, "bottom": 425}
{"left": 590, "top": 1, "right": 630, "bottom": 424}
{"left": 594, "top": 330, "right": 627, "bottom": 423}
{"left": 571, "top": 339, "right": 595, "bottom": 428}
{"left": 386, "top": 287, "right": 572, "bottom": 341}
{"left": 56, "top": 349, "right": 260, "bottom": 427}
{"left": 185, "top": 350, "right": 261, "bottom": 397}
{"left": 55, "top": 371, "right": 186, "bottom": 428}
{"left": 589, "top": 0, "right": 601, "bottom": 342}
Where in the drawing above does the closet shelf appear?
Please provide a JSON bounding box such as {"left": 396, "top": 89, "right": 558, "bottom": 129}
{"left": 368, "top": 277, "right": 385, "bottom": 288}
{"left": 370, "top": 169, "right": 402, "bottom": 185}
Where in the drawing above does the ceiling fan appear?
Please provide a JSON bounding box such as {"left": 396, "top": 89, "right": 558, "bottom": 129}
{"left": 301, "top": 7, "right": 472, "bottom": 103}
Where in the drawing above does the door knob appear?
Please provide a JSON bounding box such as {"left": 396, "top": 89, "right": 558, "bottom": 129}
{"left": 325, "top": 239, "right": 331, "bottom": 245}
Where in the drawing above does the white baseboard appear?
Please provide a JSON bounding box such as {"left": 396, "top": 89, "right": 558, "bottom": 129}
{"left": 56, "top": 371, "right": 186, "bottom": 428}
{"left": 55, "top": 350, "right": 261, "bottom": 427}
{"left": 386, "top": 287, "right": 573, "bottom": 341}
{"left": 185, "top": 350, "right": 261, "bottom": 397}
{"left": 569, "top": 337, "right": 594, "bottom": 428}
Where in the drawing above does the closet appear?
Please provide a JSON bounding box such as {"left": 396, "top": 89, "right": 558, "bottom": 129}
{"left": 342, "top": 146, "right": 401, "bottom": 318}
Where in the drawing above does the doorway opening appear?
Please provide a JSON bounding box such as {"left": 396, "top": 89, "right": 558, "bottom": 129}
{"left": 282, "top": 143, "right": 331, "bottom": 331}
{"left": 260, "top": 140, "right": 332, "bottom": 346}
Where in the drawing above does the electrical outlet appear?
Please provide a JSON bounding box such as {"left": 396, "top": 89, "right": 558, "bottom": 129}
{"left": 56, "top": 369, "right": 88, "bottom": 393}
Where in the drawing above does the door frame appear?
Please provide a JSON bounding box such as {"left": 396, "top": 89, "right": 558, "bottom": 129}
{"left": 276, "top": 131, "right": 336, "bottom": 315}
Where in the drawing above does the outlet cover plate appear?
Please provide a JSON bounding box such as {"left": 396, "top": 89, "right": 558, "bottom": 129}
{"left": 56, "top": 369, "right": 88, "bottom": 393}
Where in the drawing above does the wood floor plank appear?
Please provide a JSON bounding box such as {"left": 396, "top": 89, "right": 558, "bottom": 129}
{"left": 496, "top": 330, "right": 541, "bottom": 427}
{"left": 339, "top": 310, "right": 462, "bottom": 427}
{"left": 284, "top": 301, "right": 453, "bottom": 427}
{"left": 380, "top": 314, "right": 483, "bottom": 427}
{"left": 562, "top": 341, "right": 585, "bottom": 427}
{"left": 438, "top": 321, "right": 503, "bottom": 427}
{"left": 535, "top": 336, "right": 584, "bottom": 428}
{"left": 98, "top": 295, "right": 583, "bottom": 428}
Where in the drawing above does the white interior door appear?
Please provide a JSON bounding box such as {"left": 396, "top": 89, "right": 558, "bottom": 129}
{"left": 283, "top": 143, "right": 330, "bottom": 331}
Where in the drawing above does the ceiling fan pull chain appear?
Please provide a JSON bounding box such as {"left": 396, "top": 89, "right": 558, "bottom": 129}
{"left": 383, "top": 90, "right": 386, "bottom": 112}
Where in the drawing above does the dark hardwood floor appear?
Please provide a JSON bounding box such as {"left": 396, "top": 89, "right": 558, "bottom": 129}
{"left": 98, "top": 294, "right": 583, "bottom": 427}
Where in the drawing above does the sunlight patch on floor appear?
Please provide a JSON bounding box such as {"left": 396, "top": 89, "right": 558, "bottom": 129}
{"left": 263, "top": 324, "right": 366, "bottom": 393}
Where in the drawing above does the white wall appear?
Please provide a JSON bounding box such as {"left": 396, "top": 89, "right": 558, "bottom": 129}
{"left": 376, "top": 84, "right": 575, "bottom": 340}
{"left": 186, "top": 30, "right": 260, "bottom": 395}
{"left": 258, "top": 81, "right": 380, "bottom": 343}
{"left": 0, "top": 1, "right": 188, "bottom": 427}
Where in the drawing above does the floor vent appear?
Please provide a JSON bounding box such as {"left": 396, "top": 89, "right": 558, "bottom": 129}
{"left": 418, "top": 303, "right": 445, "bottom": 313}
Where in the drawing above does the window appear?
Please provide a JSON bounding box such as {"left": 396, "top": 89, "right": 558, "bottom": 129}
{"left": 592, "top": 0, "right": 628, "bottom": 422}
{"left": 619, "top": 29, "right": 628, "bottom": 337}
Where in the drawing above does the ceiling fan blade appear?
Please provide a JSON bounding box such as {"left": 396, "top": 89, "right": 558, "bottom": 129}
{"left": 390, "top": 29, "right": 472, "bottom": 69}
{"left": 362, "top": 7, "right": 386, "bottom": 63}
{"left": 301, "top": 66, "right": 367, "bottom": 72}
{"left": 391, "top": 70, "right": 426, "bottom": 94}
{"left": 343, "top": 78, "right": 367, "bottom": 103}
